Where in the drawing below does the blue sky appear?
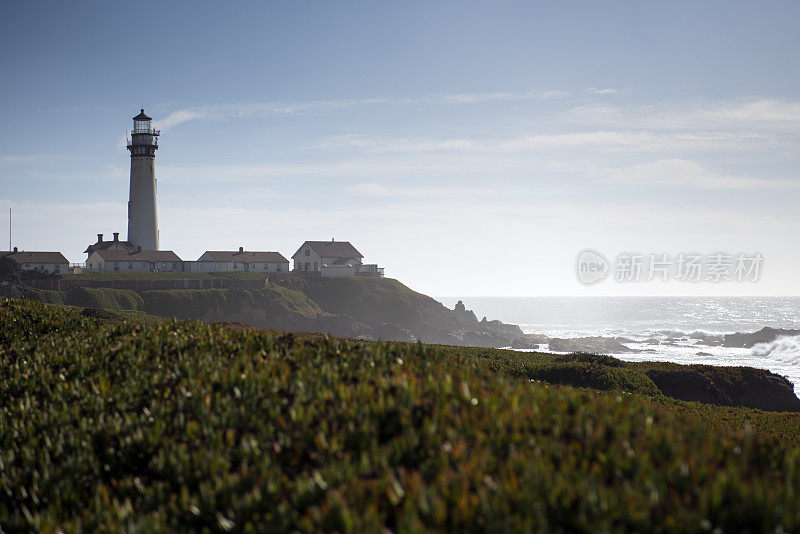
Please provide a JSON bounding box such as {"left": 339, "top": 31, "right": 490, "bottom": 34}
{"left": 1, "top": 1, "right": 799, "bottom": 296}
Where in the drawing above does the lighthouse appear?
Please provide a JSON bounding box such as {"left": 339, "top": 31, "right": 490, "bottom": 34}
{"left": 126, "top": 109, "right": 160, "bottom": 250}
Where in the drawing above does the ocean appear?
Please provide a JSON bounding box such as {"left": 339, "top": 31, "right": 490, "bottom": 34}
{"left": 438, "top": 297, "right": 800, "bottom": 394}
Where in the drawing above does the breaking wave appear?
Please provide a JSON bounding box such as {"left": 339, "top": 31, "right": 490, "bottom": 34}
{"left": 751, "top": 335, "right": 800, "bottom": 368}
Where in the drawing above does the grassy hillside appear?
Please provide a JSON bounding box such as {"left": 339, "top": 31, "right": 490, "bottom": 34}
{"left": 24, "top": 285, "right": 799, "bottom": 411}
{"left": 2, "top": 299, "right": 799, "bottom": 532}
{"left": 23, "top": 287, "right": 68, "bottom": 305}
{"left": 138, "top": 286, "right": 321, "bottom": 319}
{"left": 25, "top": 286, "right": 321, "bottom": 319}
{"left": 67, "top": 271, "right": 269, "bottom": 281}
{"left": 433, "top": 346, "right": 800, "bottom": 412}
{"left": 297, "top": 277, "right": 448, "bottom": 324}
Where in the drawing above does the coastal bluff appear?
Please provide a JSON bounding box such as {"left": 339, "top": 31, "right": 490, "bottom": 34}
{"left": 13, "top": 275, "right": 800, "bottom": 412}
{"left": 16, "top": 277, "right": 527, "bottom": 348}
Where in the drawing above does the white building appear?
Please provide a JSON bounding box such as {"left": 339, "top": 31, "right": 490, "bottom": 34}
{"left": 195, "top": 248, "right": 289, "bottom": 273}
{"left": 292, "top": 240, "right": 383, "bottom": 277}
{"left": 2, "top": 249, "right": 69, "bottom": 274}
{"left": 86, "top": 249, "right": 182, "bottom": 272}
{"left": 83, "top": 232, "right": 135, "bottom": 262}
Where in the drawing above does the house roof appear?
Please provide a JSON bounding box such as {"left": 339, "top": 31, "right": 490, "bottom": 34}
{"left": 201, "top": 251, "right": 288, "bottom": 263}
{"left": 83, "top": 240, "right": 135, "bottom": 254}
{"left": 92, "top": 249, "right": 182, "bottom": 263}
{"left": 292, "top": 240, "right": 363, "bottom": 260}
{"left": 2, "top": 251, "right": 69, "bottom": 264}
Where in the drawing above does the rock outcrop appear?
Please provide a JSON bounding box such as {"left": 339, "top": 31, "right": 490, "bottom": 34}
{"left": 647, "top": 366, "right": 800, "bottom": 412}
{"left": 548, "top": 336, "right": 639, "bottom": 353}
{"left": 289, "top": 278, "right": 525, "bottom": 348}
{"left": 723, "top": 326, "right": 800, "bottom": 348}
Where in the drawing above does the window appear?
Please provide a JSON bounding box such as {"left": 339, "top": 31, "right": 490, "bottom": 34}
{"left": 54, "top": 266, "right": 60, "bottom": 273}
{"left": 314, "top": 262, "right": 318, "bottom": 271}
{"left": 113, "top": 262, "right": 119, "bottom": 272}
{"left": 277, "top": 265, "right": 282, "bottom": 272}
{"left": 197, "top": 262, "right": 203, "bottom": 271}
{"left": 172, "top": 263, "right": 177, "bottom": 270}
{"left": 305, "top": 248, "right": 310, "bottom": 257}
{"left": 233, "top": 262, "right": 238, "bottom": 270}
{"left": 128, "top": 263, "right": 133, "bottom": 270}
{"left": 142, "top": 262, "right": 147, "bottom": 268}
{"left": 98, "top": 262, "right": 103, "bottom": 269}
{"left": 304, "top": 261, "right": 310, "bottom": 271}
{"left": 133, "top": 119, "right": 151, "bottom": 133}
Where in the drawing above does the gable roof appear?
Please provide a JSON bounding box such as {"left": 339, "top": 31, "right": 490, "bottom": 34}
{"left": 92, "top": 249, "right": 182, "bottom": 263}
{"left": 83, "top": 240, "right": 135, "bottom": 254}
{"left": 2, "top": 251, "right": 68, "bottom": 264}
{"left": 201, "top": 251, "right": 288, "bottom": 263}
{"left": 292, "top": 240, "right": 363, "bottom": 260}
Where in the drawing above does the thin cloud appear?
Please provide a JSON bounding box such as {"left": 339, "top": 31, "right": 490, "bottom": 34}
{"left": 154, "top": 109, "right": 209, "bottom": 131}
{"left": 156, "top": 159, "right": 464, "bottom": 183}
{"left": 610, "top": 159, "right": 800, "bottom": 190}
{"left": 151, "top": 90, "right": 570, "bottom": 131}
{"left": 345, "top": 182, "right": 497, "bottom": 198}
{"left": 583, "top": 87, "right": 619, "bottom": 95}
{"left": 702, "top": 99, "right": 800, "bottom": 123}
{"left": 0, "top": 154, "right": 85, "bottom": 165}
{"left": 566, "top": 98, "right": 800, "bottom": 130}
{"left": 316, "top": 130, "right": 767, "bottom": 154}
{"left": 1, "top": 155, "right": 43, "bottom": 165}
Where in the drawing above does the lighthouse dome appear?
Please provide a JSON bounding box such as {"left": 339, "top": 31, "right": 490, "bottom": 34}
{"left": 133, "top": 109, "right": 151, "bottom": 121}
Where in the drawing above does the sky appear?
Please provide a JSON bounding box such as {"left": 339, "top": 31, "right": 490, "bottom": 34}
{"left": 1, "top": 1, "right": 799, "bottom": 297}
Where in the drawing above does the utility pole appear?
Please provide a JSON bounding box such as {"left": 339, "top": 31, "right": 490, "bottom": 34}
{"left": 8, "top": 208, "right": 10, "bottom": 252}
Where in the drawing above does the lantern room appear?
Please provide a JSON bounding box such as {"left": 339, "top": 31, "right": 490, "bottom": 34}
{"left": 133, "top": 109, "right": 153, "bottom": 133}
{"left": 127, "top": 109, "right": 160, "bottom": 157}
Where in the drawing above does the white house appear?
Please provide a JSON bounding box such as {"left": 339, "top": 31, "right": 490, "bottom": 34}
{"left": 292, "top": 240, "right": 383, "bottom": 277}
{"left": 292, "top": 240, "right": 363, "bottom": 273}
{"left": 3, "top": 249, "right": 69, "bottom": 274}
{"left": 86, "top": 249, "right": 183, "bottom": 272}
{"left": 83, "top": 232, "right": 136, "bottom": 262}
{"left": 195, "top": 248, "right": 289, "bottom": 273}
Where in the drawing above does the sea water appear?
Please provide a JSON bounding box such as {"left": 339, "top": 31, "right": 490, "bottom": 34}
{"left": 438, "top": 297, "right": 800, "bottom": 394}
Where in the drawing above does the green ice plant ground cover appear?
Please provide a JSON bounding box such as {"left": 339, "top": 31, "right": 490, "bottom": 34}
{"left": 1, "top": 299, "right": 799, "bottom": 532}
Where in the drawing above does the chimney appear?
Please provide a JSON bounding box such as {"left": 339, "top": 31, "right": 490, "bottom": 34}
{"left": 239, "top": 246, "right": 244, "bottom": 253}
{"left": 97, "top": 233, "right": 103, "bottom": 243}
{"left": 113, "top": 232, "right": 119, "bottom": 242}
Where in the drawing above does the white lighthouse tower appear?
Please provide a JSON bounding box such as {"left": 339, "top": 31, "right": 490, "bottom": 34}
{"left": 126, "top": 109, "right": 160, "bottom": 250}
